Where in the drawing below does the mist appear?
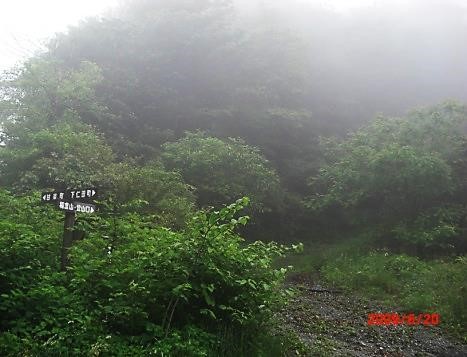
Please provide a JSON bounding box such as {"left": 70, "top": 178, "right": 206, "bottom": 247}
{"left": 39, "top": 0, "right": 465, "bottom": 134}
{"left": 234, "top": 0, "right": 467, "bottom": 126}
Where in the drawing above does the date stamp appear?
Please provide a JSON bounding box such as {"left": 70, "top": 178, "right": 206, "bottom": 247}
{"left": 367, "top": 313, "right": 439, "bottom": 326}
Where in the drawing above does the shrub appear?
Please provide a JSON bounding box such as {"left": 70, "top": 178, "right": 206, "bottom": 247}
{"left": 70, "top": 197, "right": 294, "bottom": 332}
{"left": 162, "top": 132, "right": 283, "bottom": 213}
{"left": 0, "top": 191, "right": 298, "bottom": 354}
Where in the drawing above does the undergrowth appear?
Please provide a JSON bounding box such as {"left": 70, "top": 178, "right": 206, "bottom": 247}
{"left": 321, "top": 252, "right": 466, "bottom": 339}
{"left": 0, "top": 192, "right": 302, "bottom": 356}
{"left": 286, "top": 240, "right": 466, "bottom": 341}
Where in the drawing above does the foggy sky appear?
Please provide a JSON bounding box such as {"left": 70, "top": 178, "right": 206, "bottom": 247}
{"left": 3, "top": 0, "right": 465, "bottom": 71}
{"left": 1, "top": 0, "right": 466, "bottom": 122}
{"left": 0, "top": 0, "right": 118, "bottom": 71}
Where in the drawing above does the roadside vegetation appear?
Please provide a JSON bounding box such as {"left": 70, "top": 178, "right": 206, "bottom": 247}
{"left": 287, "top": 243, "right": 466, "bottom": 340}
{"left": 0, "top": 192, "right": 304, "bottom": 355}
{"left": 292, "top": 102, "right": 467, "bottom": 340}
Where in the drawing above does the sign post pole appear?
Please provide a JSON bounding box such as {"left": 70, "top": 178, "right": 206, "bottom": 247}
{"left": 60, "top": 210, "right": 76, "bottom": 271}
{"left": 41, "top": 187, "right": 97, "bottom": 271}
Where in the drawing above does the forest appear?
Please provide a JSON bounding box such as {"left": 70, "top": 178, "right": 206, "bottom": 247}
{"left": 0, "top": 0, "right": 466, "bottom": 355}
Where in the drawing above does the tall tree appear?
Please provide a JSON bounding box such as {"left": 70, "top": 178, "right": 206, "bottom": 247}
{"left": 309, "top": 102, "right": 467, "bottom": 252}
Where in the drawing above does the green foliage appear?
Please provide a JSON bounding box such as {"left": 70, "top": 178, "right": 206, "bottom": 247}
{"left": 0, "top": 58, "right": 106, "bottom": 133}
{"left": 311, "top": 144, "right": 453, "bottom": 213}
{"left": 0, "top": 190, "right": 62, "bottom": 294}
{"left": 162, "top": 132, "right": 283, "bottom": 212}
{"left": 309, "top": 102, "right": 467, "bottom": 252}
{"left": 0, "top": 122, "right": 115, "bottom": 190}
{"left": 0, "top": 191, "right": 297, "bottom": 355}
{"left": 0, "top": 57, "right": 116, "bottom": 191}
{"left": 318, "top": 102, "right": 466, "bottom": 162}
{"left": 280, "top": 236, "right": 374, "bottom": 274}
{"left": 70, "top": 197, "right": 292, "bottom": 329}
{"left": 96, "top": 161, "right": 196, "bottom": 229}
{"left": 0, "top": 59, "right": 205, "bottom": 231}
{"left": 0, "top": 0, "right": 466, "bottom": 350}
{"left": 391, "top": 205, "right": 464, "bottom": 250}
{"left": 46, "top": 0, "right": 319, "bottom": 194}
{"left": 0, "top": 191, "right": 83, "bottom": 355}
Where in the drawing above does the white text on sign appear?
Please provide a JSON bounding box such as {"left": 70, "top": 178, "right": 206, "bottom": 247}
{"left": 70, "top": 189, "right": 96, "bottom": 199}
{"left": 75, "top": 203, "right": 95, "bottom": 213}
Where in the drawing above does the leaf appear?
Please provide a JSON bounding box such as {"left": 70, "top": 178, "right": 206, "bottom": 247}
{"left": 200, "top": 308, "right": 217, "bottom": 320}
{"left": 201, "top": 284, "right": 215, "bottom": 306}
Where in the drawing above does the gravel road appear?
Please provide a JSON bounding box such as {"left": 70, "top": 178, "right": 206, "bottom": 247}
{"left": 278, "top": 274, "right": 467, "bottom": 356}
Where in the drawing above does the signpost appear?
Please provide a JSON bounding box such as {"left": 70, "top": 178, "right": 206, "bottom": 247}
{"left": 74, "top": 202, "right": 96, "bottom": 214}
{"left": 61, "top": 210, "right": 75, "bottom": 271}
{"left": 41, "top": 187, "right": 98, "bottom": 271}
{"left": 42, "top": 188, "right": 97, "bottom": 203}
{"left": 41, "top": 191, "right": 66, "bottom": 203}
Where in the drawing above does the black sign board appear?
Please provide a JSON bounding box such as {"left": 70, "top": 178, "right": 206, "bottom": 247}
{"left": 69, "top": 189, "right": 97, "bottom": 200}
{"left": 42, "top": 187, "right": 99, "bottom": 271}
{"left": 57, "top": 201, "right": 96, "bottom": 213}
{"left": 42, "top": 188, "right": 97, "bottom": 203}
{"left": 57, "top": 201, "right": 76, "bottom": 212}
{"left": 74, "top": 202, "right": 96, "bottom": 214}
{"left": 42, "top": 191, "right": 66, "bottom": 203}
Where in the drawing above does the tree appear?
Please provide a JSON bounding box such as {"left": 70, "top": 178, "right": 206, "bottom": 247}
{"left": 0, "top": 59, "right": 106, "bottom": 133}
{"left": 0, "top": 122, "right": 115, "bottom": 191}
{"left": 46, "top": 0, "right": 318, "bottom": 190}
{"left": 0, "top": 58, "right": 116, "bottom": 191}
{"left": 96, "top": 161, "right": 196, "bottom": 229}
{"left": 309, "top": 102, "right": 467, "bottom": 252}
{"left": 162, "top": 132, "right": 282, "bottom": 213}
{"left": 0, "top": 59, "right": 194, "bottom": 228}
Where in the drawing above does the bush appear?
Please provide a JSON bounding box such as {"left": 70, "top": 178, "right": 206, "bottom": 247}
{"left": 0, "top": 191, "right": 298, "bottom": 355}
{"left": 162, "top": 132, "right": 283, "bottom": 213}
{"left": 97, "top": 161, "right": 196, "bottom": 229}
{"left": 391, "top": 205, "right": 464, "bottom": 253}
{"left": 308, "top": 102, "right": 467, "bottom": 254}
{"left": 70, "top": 197, "right": 293, "bottom": 331}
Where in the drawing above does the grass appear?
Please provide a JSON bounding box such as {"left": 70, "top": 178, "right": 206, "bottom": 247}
{"left": 284, "top": 241, "right": 467, "bottom": 341}
{"left": 209, "top": 319, "right": 311, "bottom": 356}
{"left": 321, "top": 253, "right": 466, "bottom": 338}
{"left": 278, "top": 235, "right": 375, "bottom": 274}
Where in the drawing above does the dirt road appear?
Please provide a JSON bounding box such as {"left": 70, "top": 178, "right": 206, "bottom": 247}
{"left": 279, "top": 274, "right": 466, "bottom": 356}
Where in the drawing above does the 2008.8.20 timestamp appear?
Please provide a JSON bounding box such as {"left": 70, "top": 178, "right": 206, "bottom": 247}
{"left": 367, "top": 313, "right": 439, "bottom": 326}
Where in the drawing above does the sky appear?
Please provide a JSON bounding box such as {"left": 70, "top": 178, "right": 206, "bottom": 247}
{"left": 0, "top": 0, "right": 465, "bottom": 72}
{"left": 0, "top": 0, "right": 119, "bottom": 72}
{"left": 0, "top": 0, "right": 384, "bottom": 72}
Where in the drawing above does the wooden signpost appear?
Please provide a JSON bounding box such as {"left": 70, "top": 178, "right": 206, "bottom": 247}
{"left": 41, "top": 188, "right": 98, "bottom": 271}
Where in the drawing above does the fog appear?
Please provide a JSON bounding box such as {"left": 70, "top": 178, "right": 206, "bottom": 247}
{"left": 2, "top": 0, "right": 465, "bottom": 128}
{"left": 232, "top": 0, "right": 467, "bottom": 126}
{"left": 0, "top": 0, "right": 118, "bottom": 71}
{"left": 96, "top": 0, "right": 467, "bottom": 130}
